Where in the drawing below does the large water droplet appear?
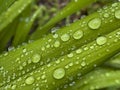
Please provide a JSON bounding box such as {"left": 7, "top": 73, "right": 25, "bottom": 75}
{"left": 73, "top": 30, "right": 83, "bottom": 40}
{"left": 88, "top": 18, "right": 101, "bottom": 29}
{"left": 32, "top": 54, "right": 41, "bottom": 63}
{"left": 53, "top": 68, "right": 65, "bottom": 79}
{"left": 25, "top": 76, "right": 35, "bottom": 85}
{"left": 96, "top": 36, "right": 107, "bottom": 45}
{"left": 61, "top": 34, "right": 70, "bottom": 42}
{"left": 115, "top": 10, "right": 120, "bottom": 19}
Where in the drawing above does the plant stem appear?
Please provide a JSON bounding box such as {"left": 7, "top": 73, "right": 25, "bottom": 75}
{"left": 1, "top": 27, "right": 120, "bottom": 90}
{"left": 0, "top": 2, "right": 120, "bottom": 87}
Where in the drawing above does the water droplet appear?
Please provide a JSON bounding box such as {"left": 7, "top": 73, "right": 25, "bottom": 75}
{"left": 22, "top": 62, "right": 27, "bottom": 67}
{"left": 76, "top": 49, "right": 82, "bottom": 54}
{"left": 115, "top": 79, "right": 120, "bottom": 83}
{"left": 32, "top": 54, "right": 41, "bottom": 63}
{"left": 73, "top": 30, "right": 83, "bottom": 40}
{"left": 54, "top": 41, "right": 60, "bottom": 48}
{"left": 103, "top": 13, "right": 109, "bottom": 18}
{"left": 23, "top": 48, "right": 27, "bottom": 53}
{"left": 115, "top": 10, "right": 120, "bottom": 19}
{"left": 81, "top": 61, "right": 86, "bottom": 67}
{"left": 96, "top": 36, "right": 107, "bottom": 45}
{"left": 88, "top": 18, "right": 101, "bottom": 29}
{"left": 53, "top": 68, "right": 65, "bottom": 79}
{"left": 25, "top": 76, "right": 35, "bottom": 85}
{"left": 67, "top": 53, "right": 73, "bottom": 58}
{"left": 46, "top": 44, "right": 50, "bottom": 48}
{"left": 55, "top": 60, "right": 60, "bottom": 64}
{"left": 69, "top": 62, "right": 73, "bottom": 66}
{"left": 35, "top": 87, "right": 40, "bottom": 90}
{"left": 53, "top": 34, "right": 58, "bottom": 38}
{"left": 75, "top": 0, "right": 78, "bottom": 2}
{"left": 61, "top": 34, "right": 70, "bottom": 42}
{"left": 11, "top": 85, "right": 16, "bottom": 89}
{"left": 41, "top": 47, "right": 45, "bottom": 51}
{"left": 41, "top": 75, "right": 46, "bottom": 79}
{"left": 19, "top": 66, "right": 23, "bottom": 70}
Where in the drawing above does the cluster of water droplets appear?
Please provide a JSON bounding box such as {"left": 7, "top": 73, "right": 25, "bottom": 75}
{"left": 1, "top": 2, "right": 120, "bottom": 90}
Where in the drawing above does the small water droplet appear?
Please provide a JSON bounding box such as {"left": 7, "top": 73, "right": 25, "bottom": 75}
{"left": 73, "top": 30, "right": 83, "bottom": 40}
{"left": 54, "top": 41, "right": 60, "bottom": 48}
{"left": 32, "top": 54, "right": 41, "bottom": 63}
{"left": 76, "top": 49, "right": 82, "bottom": 54}
{"left": 103, "top": 13, "right": 109, "bottom": 18}
{"left": 11, "top": 85, "right": 16, "bottom": 89}
{"left": 53, "top": 68, "right": 65, "bottom": 79}
{"left": 96, "top": 36, "right": 107, "bottom": 45}
{"left": 55, "top": 60, "right": 60, "bottom": 64}
{"left": 23, "top": 48, "right": 27, "bottom": 53}
{"left": 67, "top": 53, "right": 73, "bottom": 58}
{"left": 41, "top": 75, "right": 46, "bottom": 79}
{"left": 61, "top": 34, "right": 70, "bottom": 42}
{"left": 69, "top": 62, "right": 73, "bottom": 66}
{"left": 115, "top": 10, "right": 120, "bottom": 19}
{"left": 46, "top": 44, "right": 50, "bottom": 48}
{"left": 25, "top": 76, "right": 35, "bottom": 85}
{"left": 53, "top": 34, "right": 58, "bottom": 38}
{"left": 41, "top": 47, "right": 45, "bottom": 51}
{"left": 81, "top": 61, "right": 86, "bottom": 67}
{"left": 88, "top": 18, "right": 101, "bottom": 29}
{"left": 35, "top": 87, "right": 40, "bottom": 90}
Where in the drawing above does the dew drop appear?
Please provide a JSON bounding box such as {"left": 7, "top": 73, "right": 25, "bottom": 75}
{"left": 46, "top": 44, "right": 50, "bottom": 48}
{"left": 32, "top": 54, "right": 41, "bottom": 63}
{"left": 76, "top": 49, "right": 82, "bottom": 54}
{"left": 81, "top": 61, "right": 86, "bottom": 67}
{"left": 11, "top": 85, "right": 16, "bottom": 89}
{"left": 25, "top": 76, "right": 35, "bottom": 85}
{"left": 53, "top": 34, "right": 58, "bottom": 38}
{"left": 73, "top": 30, "right": 83, "bottom": 40}
{"left": 53, "top": 68, "right": 65, "bottom": 79}
{"left": 96, "top": 36, "right": 107, "bottom": 45}
{"left": 55, "top": 60, "right": 60, "bottom": 64}
{"left": 35, "top": 87, "right": 40, "bottom": 90}
{"left": 69, "top": 62, "right": 73, "bottom": 66}
{"left": 41, "top": 47, "right": 45, "bottom": 51}
{"left": 115, "top": 10, "right": 120, "bottom": 19}
{"left": 103, "top": 13, "right": 109, "bottom": 18}
{"left": 23, "top": 48, "right": 27, "bottom": 53}
{"left": 41, "top": 75, "right": 46, "bottom": 79}
{"left": 54, "top": 41, "right": 60, "bottom": 48}
{"left": 61, "top": 34, "right": 70, "bottom": 42}
{"left": 67, "top": 53, "right": 73, "bottom": 58}
{"left": 88, "top": 18, "right": 101, "bottom": 29}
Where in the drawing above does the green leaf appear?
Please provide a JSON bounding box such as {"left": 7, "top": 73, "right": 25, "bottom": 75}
{"left": 0, "top": 0, "right": 16, "bottom": 15}
{"left": 12, "top": 5, "right": 41, "bottom": 46}
{"left": 30, "top": 0, "right": 97, "bottom": 40}
{"left": 1, "top": 26, "right": 120, "bottom": 90}
{"left": 0, "top": 2, "right": 120, "bottom": 87}
{"left": 105, "top": 52, "right": 120, "bottom": 69}
{"left": 64, "top": 68, "right": 120, "bottom": 90}
{"left": 0, "top": 18, "right": 18, "bottom": 52}
{"left": 0, "top": 0, "right": 33, "bottom": 32}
